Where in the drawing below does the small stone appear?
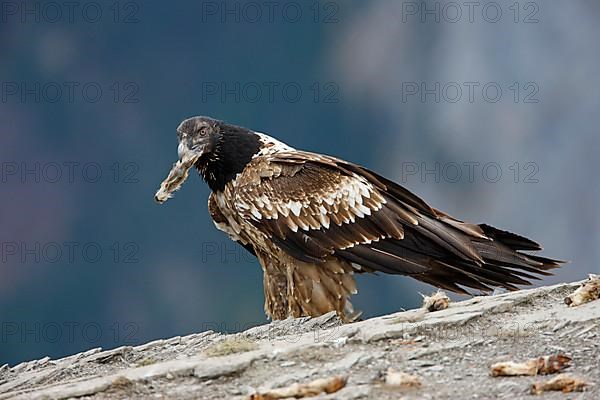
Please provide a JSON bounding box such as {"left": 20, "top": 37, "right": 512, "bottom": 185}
{"left": 165, "top": 336, "right": 182, "bottom": 345}
{"left": 331, "top": 336, "right": 348, "bottom": 347}
{"left": 280, "top": 361, "right": 296, "bottom": 367}
{"left": 417, "top": 360, "right": 436, "bottom": 367}
{"left": 78, "top": 347, "right": 103, "bottom": 359}
{"left": 36, "top": 356, "right": 50, "bottom": 367}
{"left": 10, "top": 362, "right": 27, "bottom": 372}
{"left": 552, "top": 321, "right": 569, "bottom": 332}
{"left": 228, "top": 386, "right": 243, "bottom": 395}
{"left": 135, "top": 339, "right": 165, "bottom": 352}
{"left": 427, "top": 365, "right": 444, "bottom": 372}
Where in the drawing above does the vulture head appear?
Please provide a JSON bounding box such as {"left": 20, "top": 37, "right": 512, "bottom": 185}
{"left": 154, "top": 116, "right": 261, "bottom": 202}
{"left": 175, "top": 116, "right": 221, "bottom": 163}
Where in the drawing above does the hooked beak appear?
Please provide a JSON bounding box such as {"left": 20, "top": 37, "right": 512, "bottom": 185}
{"left": 177, "top": 135, "right": 209, "bottom": 160}
{"left": 175, "top": 135, "right": 210, "bottom": 172}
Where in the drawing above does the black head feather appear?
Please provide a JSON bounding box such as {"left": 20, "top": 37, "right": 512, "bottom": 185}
{"left": 178, "top": 116, "right": 261, "bottom": 192}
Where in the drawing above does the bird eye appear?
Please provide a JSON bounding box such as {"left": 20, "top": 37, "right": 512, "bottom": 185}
{"left": 199, "top": 127, "right": 208, "bottom": 136}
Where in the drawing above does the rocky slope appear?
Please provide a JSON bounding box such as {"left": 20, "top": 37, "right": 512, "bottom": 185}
{"left": 1, "top": 280, "right": 598, "bottom": 399}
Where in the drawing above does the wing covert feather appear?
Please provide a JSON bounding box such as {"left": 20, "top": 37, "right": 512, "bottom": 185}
{"left": 231, "top": 150, "right": 561, "bottom": 293}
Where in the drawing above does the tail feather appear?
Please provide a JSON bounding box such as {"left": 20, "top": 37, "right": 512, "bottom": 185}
{"left": 335, "top": 219, "right": 565, "bottom": 295}
{"left": 524, "top": 254, "right": 564, "bottom": 269}
{"left": 482, "top": 262, "right": 546, "bottom": 281}
{"left": 478, "top": 223, "right": 542, "bottom": 251}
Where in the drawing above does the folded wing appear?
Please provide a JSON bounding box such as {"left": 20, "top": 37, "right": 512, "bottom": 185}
{"left": 233, "top": 151, "right": 562, "bottom": 294}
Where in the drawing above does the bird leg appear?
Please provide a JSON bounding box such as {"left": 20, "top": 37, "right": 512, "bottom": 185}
{"left": 256, "top": 251, "right": 290, "bottom": 320}
{"left": 257, "top": 250, "right": 360, "bottom": 322}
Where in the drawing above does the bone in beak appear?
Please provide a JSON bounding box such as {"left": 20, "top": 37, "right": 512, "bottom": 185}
{"left": 154, "top": 149, "right": 201, "bottom": 204}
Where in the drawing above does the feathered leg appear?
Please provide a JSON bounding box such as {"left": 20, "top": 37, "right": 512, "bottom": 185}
{"left": 257, "top": 250, "right": 360, "bottom": 321}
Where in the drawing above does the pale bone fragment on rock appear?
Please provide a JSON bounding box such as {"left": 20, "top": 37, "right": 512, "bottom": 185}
{"left": 564, "top": 274, "right": 600, "bottom": 307}
{"left": 384, "top": 368, "right": 422, "bottom": 388}
{"left": 530, "top": 373, "right": 588, "bottom": 394}
{"left": 491, "top": 354, "right": 571, "bottom": 376}
{"left": 249, "top": 375, "right": 347, "bottom": 399}
{"left": 422, "top": 290, "right": 450, "bottom": 312}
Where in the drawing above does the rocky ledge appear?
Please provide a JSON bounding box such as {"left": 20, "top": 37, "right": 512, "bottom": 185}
{"left": 1, "top": 279, "right": 598, "bottom": 399}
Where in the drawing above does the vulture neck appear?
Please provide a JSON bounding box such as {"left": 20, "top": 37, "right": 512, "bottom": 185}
{"left": 198, "top": 125, "right": 261, "bottom": 193}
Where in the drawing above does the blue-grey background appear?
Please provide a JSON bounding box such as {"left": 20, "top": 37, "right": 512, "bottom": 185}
{"left": 1, "top": 0, "right": 598, "bottom": 365}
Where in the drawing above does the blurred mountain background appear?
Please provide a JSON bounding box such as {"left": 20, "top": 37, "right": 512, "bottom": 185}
{"left": 1, "top": 0, "right": 598, "bottom": 365}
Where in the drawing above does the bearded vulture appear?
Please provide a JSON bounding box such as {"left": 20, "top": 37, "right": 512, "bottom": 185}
{"left": 155, "top": 116, "right": 563, "bottom": 321}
